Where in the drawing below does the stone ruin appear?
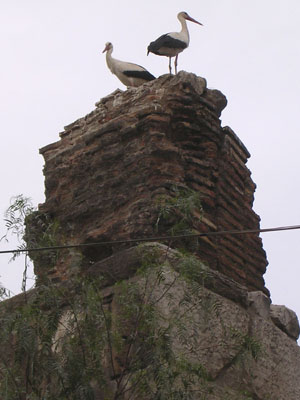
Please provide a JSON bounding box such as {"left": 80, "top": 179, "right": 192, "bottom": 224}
{"left": 4, "top": 72, "right": 300, "bottom": 399}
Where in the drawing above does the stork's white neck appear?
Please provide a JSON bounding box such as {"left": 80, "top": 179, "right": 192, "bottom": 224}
{"left": 105, "top": 47, "right": 116, "bottom": 74}
{"left": 178, "top": 15, "right": 190, "bottom": 43}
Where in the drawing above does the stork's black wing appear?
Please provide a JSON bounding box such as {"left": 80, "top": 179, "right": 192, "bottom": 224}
{"left": 123, "top": 70, "right": 156, "bottom": 81}
{"left": 147, "top": 34, "right": 187, "bottom": 55}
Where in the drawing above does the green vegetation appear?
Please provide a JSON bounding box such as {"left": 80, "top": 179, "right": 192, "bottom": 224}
{"left": 155, "top": 185, "right": 203, "bottom": 235}
{"left": 1, "top": 195, "right": 62, "bottom": 290}
{"left": 1, "top": 195, "right": 35, "bottom": 257}
{"left": 0, "top": 195, "right": 36, "bottom": 295}
{"left": 0, "top": 246, "right": 262, "bottom": 399}
{"left": 24, "top": 211, "right": 62, "bottom": 280}
{"left": 155, "top": 185, "right": 204, "bottom": 253}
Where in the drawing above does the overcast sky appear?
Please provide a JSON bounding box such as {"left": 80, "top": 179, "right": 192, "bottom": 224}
{"left": 1, "top": 0, "right": 300, "bottom": 322}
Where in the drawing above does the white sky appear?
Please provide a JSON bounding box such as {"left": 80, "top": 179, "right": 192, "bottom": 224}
{"left": 1, "top": 0, "right": 300, "bottom": 321}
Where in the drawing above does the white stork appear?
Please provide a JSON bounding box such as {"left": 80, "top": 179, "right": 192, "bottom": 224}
{"left": 102, "top": 42, "right": 156, "bottom": 88}
{"left": 147, "top": 11, "right": 203, "bottom": 74}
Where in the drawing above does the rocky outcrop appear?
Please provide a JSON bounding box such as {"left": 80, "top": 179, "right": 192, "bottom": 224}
{"left": 1, "top": 243, "right": 299, "bottom": 400}
{"left": 29, "top": 71, "right": 268, "bottom": 294}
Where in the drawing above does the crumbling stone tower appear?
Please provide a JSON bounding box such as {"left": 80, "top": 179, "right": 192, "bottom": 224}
{"left": 29, "top": 72, "right": 268, "bottom": 294}
{"left": 11, "top": 72, "right": 300, "bottom": 399}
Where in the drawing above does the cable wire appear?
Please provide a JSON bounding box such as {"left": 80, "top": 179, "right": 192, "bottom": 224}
{"left": 1, "top": 224, "right": 300, "bottom": 255}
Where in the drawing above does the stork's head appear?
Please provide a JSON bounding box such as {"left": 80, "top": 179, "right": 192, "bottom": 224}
{"left": 178, "top": 11, "right": 203, "bottom": 26}
{"left": 102, "top": 42, "right": 113, "bottom": 53}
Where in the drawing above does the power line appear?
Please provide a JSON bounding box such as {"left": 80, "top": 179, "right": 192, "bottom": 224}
{"left": 1, "top": 224, "right": 300, "bottom": 256}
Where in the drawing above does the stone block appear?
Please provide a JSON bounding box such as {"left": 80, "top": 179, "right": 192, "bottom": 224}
{"left": 270, "top": 304, "right": 300, "bottom": 340}
{"left": 248, "top": 290, "right": 271, "bottom": 319}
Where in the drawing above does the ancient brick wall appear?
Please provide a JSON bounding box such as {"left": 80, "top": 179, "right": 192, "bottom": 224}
{"left": 33, "top": 71, "right": 268, "bottom": 293}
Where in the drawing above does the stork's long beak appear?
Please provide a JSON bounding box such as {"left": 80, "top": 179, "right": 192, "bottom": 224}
{"left": 186, "top": 15, "right": 203, "bottom": 26}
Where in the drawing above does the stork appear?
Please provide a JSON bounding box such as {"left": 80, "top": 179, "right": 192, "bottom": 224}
{"left": 102, "top": 42, "right": 156, "bottom": 88}
{"left": 147, "top": 11, "right": 203, "bottom": 74}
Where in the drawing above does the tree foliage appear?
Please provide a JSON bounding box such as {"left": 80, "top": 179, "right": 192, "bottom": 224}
{"left": 0, "top": 248, "right": 262, "bottom": 399}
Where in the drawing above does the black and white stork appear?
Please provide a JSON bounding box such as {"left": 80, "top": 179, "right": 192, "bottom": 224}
{"left": 147, "top": 11, "right": 203, "bottom": 74}
{"left": 102, "top": 42, "right": 156, "bottom": 88}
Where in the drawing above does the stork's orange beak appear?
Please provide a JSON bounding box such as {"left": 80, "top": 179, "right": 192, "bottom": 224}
{"left": 102, "top": 44, "right": 109, "bottom": 53}
{"left": 186, "top": 15, "right": 203, "bottom": 26}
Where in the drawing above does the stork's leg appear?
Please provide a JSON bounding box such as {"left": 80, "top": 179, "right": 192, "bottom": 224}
{"left": 175, "top": 54, "right": 178, "bottom": 75}
{"left": 169, "top": 57, "right": 172, "bottom": 74}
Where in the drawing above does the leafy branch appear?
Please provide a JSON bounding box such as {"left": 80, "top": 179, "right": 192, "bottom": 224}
{"left": 155, "top": 185, "right": 203, "bottom": 235}
{"left": 1, "top": 195, "right": 35, "bottom": 245}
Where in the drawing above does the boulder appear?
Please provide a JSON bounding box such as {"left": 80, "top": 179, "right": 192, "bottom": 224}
{"left": 270, "top": 304, "right": 300, "bottom": 340}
